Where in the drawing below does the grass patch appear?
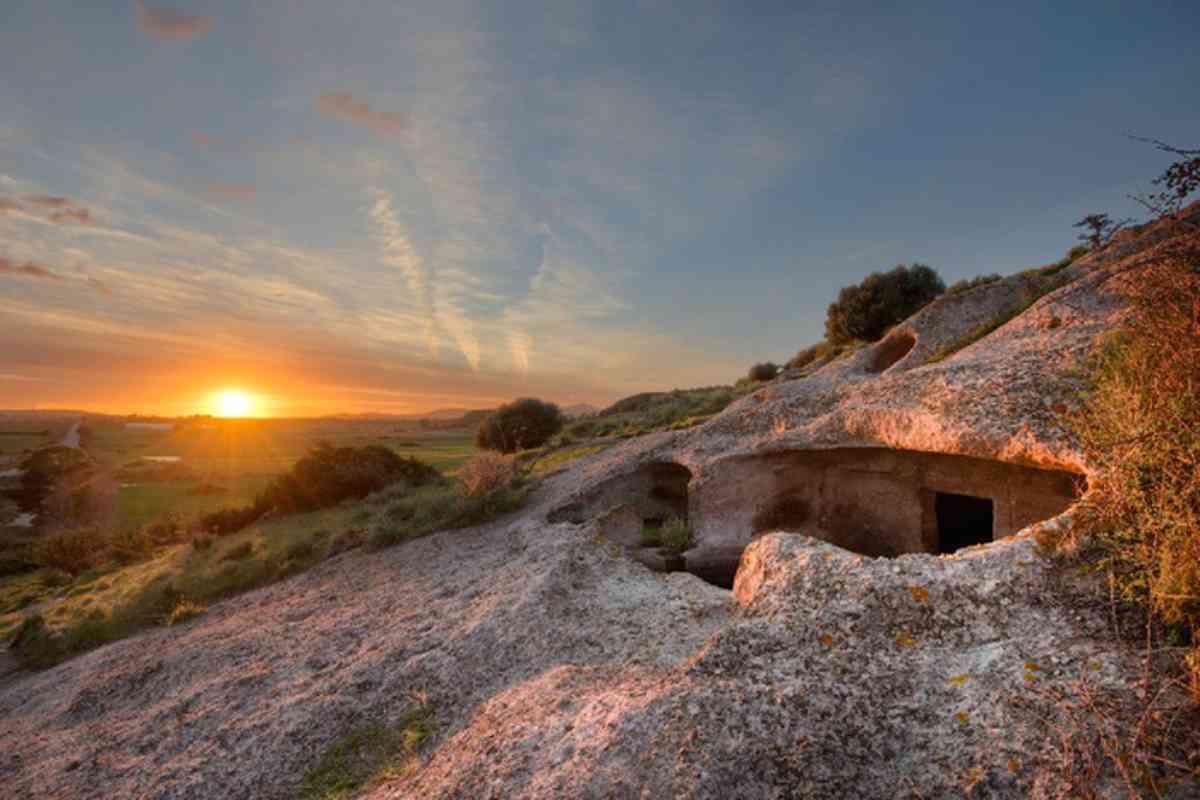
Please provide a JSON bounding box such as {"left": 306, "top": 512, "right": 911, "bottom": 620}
{"left": 4, "top": 504, "right": 363, "bottom": 666}
{"left": 523, "top": 443, "right": 612, "bottom": 476}
{"left": 0, "top": 570, "right": 59, "bottom": 615}
{"left": 116, "top": 476, "right": 269, "bottom": 534}
{"left": 299, "top": 707, "right": 433, "bottom": 799}
{"left": 165, "top": 598, "right": 206, "bottom": 626}
{"left": 368, "top": 483, "right": 529, "bottom": 550}
{"left": 564, "top": 385, "right": 750, "bottom": 440}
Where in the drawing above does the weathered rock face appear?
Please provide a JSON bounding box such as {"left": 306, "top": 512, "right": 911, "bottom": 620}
{"left": 1, "top": 208, "right": 1196, "bottom": 799}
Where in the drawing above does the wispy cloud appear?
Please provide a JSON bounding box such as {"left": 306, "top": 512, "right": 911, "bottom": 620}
{"left": 135, "top": 1, "right": 214, "bottom": 42}
{"left": 367, "top": 186, "right": 435, "bottom": 353}
{"left": 0, "top": 256, "right": 112, "bottom": 295}
{"left": 207, "top": 183, "right": 256, "bottom": 202}
{"left": 0, "top": 256, "right": 65, "bottom": 281}
{"left": 24, "top": 195, "right": 72, "bottom": 209}
{"left": 316, "top": 93, "right": 406, "bottom": 137}
{"left": 87, "top": 277, "right": 114, "bottom": 296}
{"left": 49, "top": 208, "right": 93, "bottom": 225}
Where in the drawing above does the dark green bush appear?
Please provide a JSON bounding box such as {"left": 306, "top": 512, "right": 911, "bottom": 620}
{"left": 258, "top": 444, "right": 441, "bottom": 514}
{"left": 476, "top": 398, "right": 564, "bottom": 453}
{"left": 825, "top": 263, "right": 945, "bottom": 344}
{"left": 746, "top": 362, "right": 779, "bottom": 382}
{"left": 30, "top": 528, "right": 104, "bottom": 576}
{"left": 200, "top": 445, "right": 441, "bottom": 535}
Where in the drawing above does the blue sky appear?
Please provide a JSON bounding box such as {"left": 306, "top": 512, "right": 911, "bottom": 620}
{"left": 1, "top": 0, "right": 1197, "bottom": 414}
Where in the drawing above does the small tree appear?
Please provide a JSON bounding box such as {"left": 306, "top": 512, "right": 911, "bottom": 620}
{"left": 1129, "top": 137, "right": 1200, "bottom": 218}
{"left": 476, "top": 398, "right": 564, "bottom": 453}
{"left": 746, "top": 362, "right": 779, "bottom": 382}
{"left": 1073, "top": 213, "right": 1127, "bottom": 251}
{"left": 825, "top": 263, "right": 945, "bottom": 344}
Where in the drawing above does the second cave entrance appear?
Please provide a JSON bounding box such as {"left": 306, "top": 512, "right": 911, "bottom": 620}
{"left": 935, "top": 492, "right": 994, "bottom": 553}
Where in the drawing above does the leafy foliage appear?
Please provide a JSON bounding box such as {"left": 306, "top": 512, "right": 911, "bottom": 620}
{"left": 457, "top": 451, "right": 516, "bottom": 497}
{"left": 1073, "top": 213, "right": 1128, "bottom": 251}
{"left": 746, "top": 362, "right": 780, "bottom": 382}
{"left": 824, "top": 263, "right": 945, "bottom": 344}
{"left": 200, "top": 444, "right": 441, "bottom": 534}
{"left": 476, "top": 398, "right": 564, "bottom": 453}
{"left": 30, "top": 528, "right": 104, "bottom": 576}
{"left": 658, "top": 516, "right": 692, "bottom": 554}
{"left": 258, "top": 444, "right": 441, "bottom": 514}
{"left": 639, "top": 516, "right": 692, "bottom": 554}
{"left": 1130, "top": 137, "right": 1200, "bottom": 217}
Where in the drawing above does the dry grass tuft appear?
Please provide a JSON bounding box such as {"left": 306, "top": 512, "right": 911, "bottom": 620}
{"left": 458, "top": 451, "right": 516, "bottom": 497}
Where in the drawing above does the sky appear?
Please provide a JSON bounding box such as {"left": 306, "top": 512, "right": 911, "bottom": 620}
{"left": 1, "top": 1, "right": 1197, "bottom": 416}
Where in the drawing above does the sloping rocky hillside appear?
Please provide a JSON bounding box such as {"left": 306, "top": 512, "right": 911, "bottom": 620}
{"left": 2, "top": 209, "right": 1197, "bottom": 799}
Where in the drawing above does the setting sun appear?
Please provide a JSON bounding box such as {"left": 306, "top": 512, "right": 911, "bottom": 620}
{"left": 212, "top": 389, "right": 257, "bottom": 418}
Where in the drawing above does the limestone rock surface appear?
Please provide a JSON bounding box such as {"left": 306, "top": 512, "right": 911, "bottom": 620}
{"left": 1, "top": 207, "right": 1196, "bottom": 799}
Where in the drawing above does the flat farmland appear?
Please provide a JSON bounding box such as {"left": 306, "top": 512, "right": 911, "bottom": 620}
{"left": 85, "top": 418, "right": 477, "bottom": 532}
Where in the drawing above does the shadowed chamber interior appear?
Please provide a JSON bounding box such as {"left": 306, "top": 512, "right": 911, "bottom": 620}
{"left": 694, "top": 448, "right": 1083, "bottom": 559}
{"left": 550, "top": 461, "right": 692, "bottom": 528}
{"left": 867, "top": 330, "right": 917, "bottom": 373}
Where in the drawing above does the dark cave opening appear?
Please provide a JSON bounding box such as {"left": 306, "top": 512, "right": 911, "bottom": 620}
{"left": 935, "top": 492, "right": 994, "bottom": 553}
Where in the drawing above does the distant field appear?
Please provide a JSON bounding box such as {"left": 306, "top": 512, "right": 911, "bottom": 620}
{"left": 0, "top": 430, "right": 53, "bottom": 457}
{"left": 85, "top": 418, "right": 477, "bottom": 532}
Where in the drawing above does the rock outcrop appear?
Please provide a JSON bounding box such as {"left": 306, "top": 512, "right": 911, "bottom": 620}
{"left": 2, "top": 207, "right": 1197, "bottom": 799}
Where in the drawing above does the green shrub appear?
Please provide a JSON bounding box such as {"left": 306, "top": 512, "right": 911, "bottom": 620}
{"left": 200, "top": 445, "right": 441, "bottom": 535}
{"left": 746, "top": 362, "right": 779, "bottom": 382}
{"left": 258, "top": 444, "right": 441, "bottom": 514}
{"left": 659, "top": 516, "right": 692, "bottom": 554}
{"left": 30, "top": 527, "right": 104, "bottom": 575}
{"left": 825, "top": 263, "right": 945, "bottom": 344}
{"left": 476, "top": 398, "right": 564, "bottom": 453}
{"left": 458, "top": 451, "right": 516, "bottom": 497}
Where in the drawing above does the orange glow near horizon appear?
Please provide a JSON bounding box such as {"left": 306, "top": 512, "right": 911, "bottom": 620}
{"left": 211, "top": 389, "right": 260, "bottom": 418}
